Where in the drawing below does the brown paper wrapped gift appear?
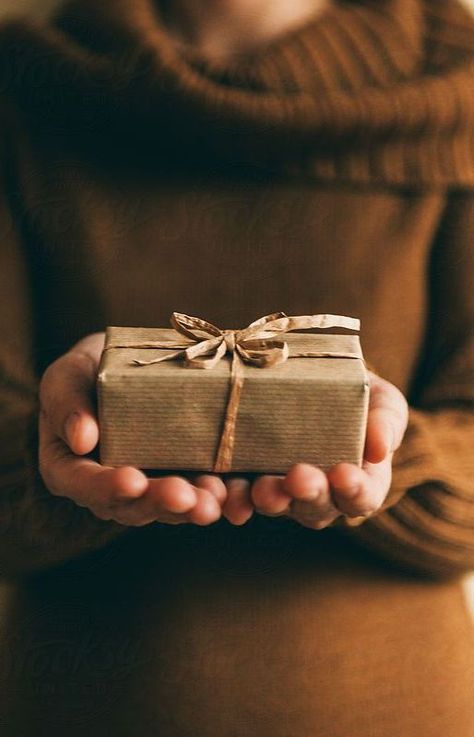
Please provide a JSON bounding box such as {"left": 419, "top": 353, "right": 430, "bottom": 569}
{"left": 97, "top": 312, "right": 370, "bottom": 474}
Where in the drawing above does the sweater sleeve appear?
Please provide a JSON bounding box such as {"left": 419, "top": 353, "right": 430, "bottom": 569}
{"left": 342, "top": 191, "right": 474, "bottom": 579}
{"left": 0, "top": 103, "right": 127, "bottom": 578}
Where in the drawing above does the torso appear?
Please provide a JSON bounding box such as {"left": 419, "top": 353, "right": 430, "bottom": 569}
{"left": 1, "top": 146, "right": 472, "bottom": 736}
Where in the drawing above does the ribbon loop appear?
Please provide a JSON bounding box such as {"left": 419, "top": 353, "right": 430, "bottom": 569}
{"left": 171, "top": 312, "right": 223, "bottom": 341}
{"left": 237, "top": 339, "right": 289, "bottom": 367}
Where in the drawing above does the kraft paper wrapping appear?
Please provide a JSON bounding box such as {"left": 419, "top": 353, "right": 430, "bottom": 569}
{"left": 97, "top": 325, "right": 370, "bottom": 474}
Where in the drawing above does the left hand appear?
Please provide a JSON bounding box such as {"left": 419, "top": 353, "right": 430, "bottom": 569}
{"left": 219, "top": 370, "right": 409, "bottom": 529}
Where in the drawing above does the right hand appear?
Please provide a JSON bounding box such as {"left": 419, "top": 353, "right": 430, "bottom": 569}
{"left": 38, "top": 333, "right": 226, "bottom": 527}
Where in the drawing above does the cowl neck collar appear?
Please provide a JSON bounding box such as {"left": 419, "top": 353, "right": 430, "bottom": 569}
{"left": 2, "top": 0, "right": 474, "bottom": 185}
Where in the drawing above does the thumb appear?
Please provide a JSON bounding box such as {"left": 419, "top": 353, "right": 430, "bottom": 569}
{"left": 39, "top": 334, "right": 105, "bottom": 455}
{"left": 364, "top": 373, "right": 409, "bottom": 464}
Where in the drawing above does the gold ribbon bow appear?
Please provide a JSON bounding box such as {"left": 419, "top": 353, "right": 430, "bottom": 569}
{"left": 113, "top": 311, "right": 363, "bottom": 473}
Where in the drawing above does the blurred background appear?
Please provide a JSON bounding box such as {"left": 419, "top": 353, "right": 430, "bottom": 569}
{"left": 0, "top": 0, "right": 60, "bottom": 17}
{"left": 0, "top": 0, "right": 473, "bottom": 19}
{"left": 0, "top": 0, "right": 473, "bottom": 616}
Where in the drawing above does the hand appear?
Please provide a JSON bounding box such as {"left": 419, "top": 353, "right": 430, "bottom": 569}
{"left": 222, "top": 370, "right": 409, "bottom": 529}
{"left": 39, "top": 333, "right": 226, "bottom": 527}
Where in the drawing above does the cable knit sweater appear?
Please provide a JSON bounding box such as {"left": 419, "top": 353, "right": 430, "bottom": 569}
{"left": 0, "top": 1, "right": 473, "bottom": 735}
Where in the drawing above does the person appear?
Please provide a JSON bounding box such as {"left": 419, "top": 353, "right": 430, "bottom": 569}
{"left": 0, "top": 0, "right": 473, "bottom": 734}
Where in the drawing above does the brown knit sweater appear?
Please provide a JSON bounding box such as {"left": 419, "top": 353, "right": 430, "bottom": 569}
{"left": 0, "top": 1, "right": 473, "bottom": 735}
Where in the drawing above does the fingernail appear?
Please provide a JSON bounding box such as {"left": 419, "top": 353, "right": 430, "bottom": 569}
{"left": 65, "top": 412, "right": 80, "bottom": 445}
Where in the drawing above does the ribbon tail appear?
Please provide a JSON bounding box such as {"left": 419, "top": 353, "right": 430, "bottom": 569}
{"left": 132, "top": 349, "right": 185, "bottom": 366}
{"left": 288, "top": 351, "right": 362, "bottom": 360}
{"left": 213, "top": 350, "right": 245, "bottom": 473}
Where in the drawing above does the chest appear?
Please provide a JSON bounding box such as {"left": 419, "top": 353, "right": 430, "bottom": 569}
{"left": 22, "top": 159, "right": 445, "bottom": 389}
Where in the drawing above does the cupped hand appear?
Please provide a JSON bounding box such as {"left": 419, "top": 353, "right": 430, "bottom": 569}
{"left": 222, "top": 370, "right": 409, "bottom": 529}
{"left": 39, "top": 333, "right": 226, "bottom": 527}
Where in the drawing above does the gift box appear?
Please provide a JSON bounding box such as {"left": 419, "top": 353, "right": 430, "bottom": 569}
{"left": 97, "top": 312, "right": 370, "bottom": 474}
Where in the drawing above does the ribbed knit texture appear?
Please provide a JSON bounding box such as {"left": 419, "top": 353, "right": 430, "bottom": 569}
{"left": 0, "top": 0, "right": 473, "bottom": 185}
{"left": 1, "top": 3, "right": 474, "bottom": 735}
{"left": 0, "top": 0, "right": 473, "bottom": 580}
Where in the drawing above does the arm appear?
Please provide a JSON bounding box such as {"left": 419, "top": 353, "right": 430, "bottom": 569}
{"left": 341, "top": 191, "right": 474, "bottom": 578}
{"left": 0, "top": 105, "right": 128, "bottom": 576}
{"left": 0, "top": 104, "right": 225, "bottom": 579}
{"left": 223, "top": 192, "right": 474, "bottom": 580}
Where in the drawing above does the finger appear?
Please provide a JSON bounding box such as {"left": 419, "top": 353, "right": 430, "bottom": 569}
{"left": 327, "top": 460, "right": 391, "bottom": 518}
{"left": 40, "top": 409, "right": 208, "bottom": 526}
{"left": 283, "top": 463, "right": 329, "bottom": 501}
{"left": 109, "top": 485, "right": 220, "bottom": 528}
{"left": 187, "top": 487, "right": 222, "bottom": 526}
{"left": 40, "top": 346, "right": 102, "bottom": 455}
{"left": 364, "top": 410, "right": 393, "bottom": 464}
{"left": 222, "top": 478, "right": 253, "bottom": 525}
{"left": 283, "top": 463, "right": 340, "bottom": 528}
{"left": 289, "top": 503, "right": 341, "bottom": 530}
{"left": 251, "top": 475, "right": 291, "bottom": 516}
{"left": 144, "top": 475, "right": 200, "bottom": 514}
{"left": 91, "top": 503, "right": 184, "bottom": 527}
{"left": 99, "top": 475, "right": 199, "bottom": 526}
{"left": 192, "top": 474, "right": 227, "bottom": 505}
{"left": 64, "top": 412, "right": 99, "bottom": 458}
{"left": 364, "top": 374, "right": 408, "bottom": 463}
